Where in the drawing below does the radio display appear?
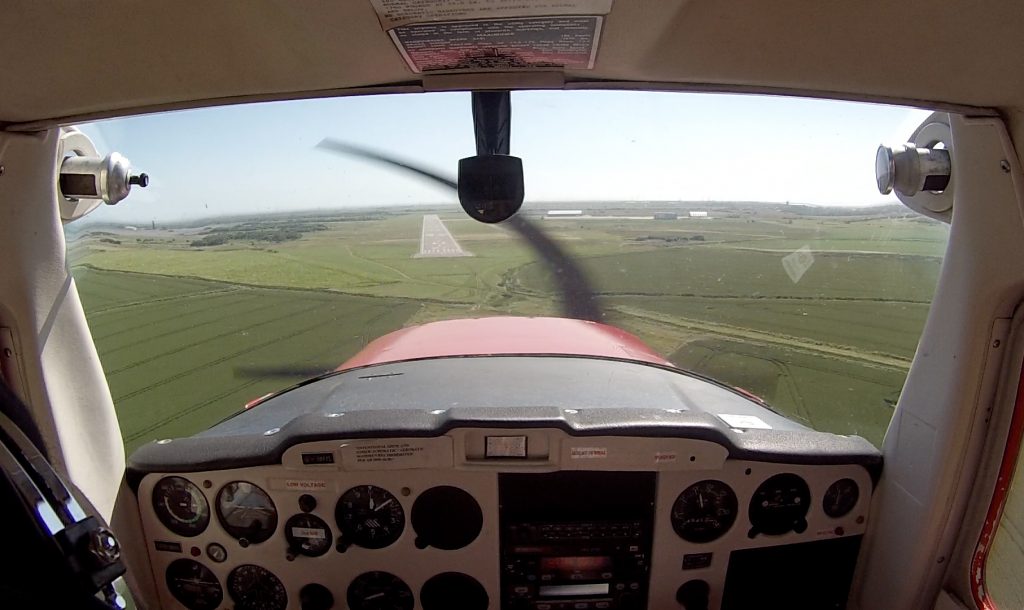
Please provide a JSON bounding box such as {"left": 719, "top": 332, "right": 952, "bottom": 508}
{"left": 540, "top": 556, "right": 613, "bottom": 580}
{"left": 539, "top": 584, "right": 611, "bottom": 597}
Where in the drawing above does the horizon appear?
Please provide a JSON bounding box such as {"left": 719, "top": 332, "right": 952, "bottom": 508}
{"left": 67, "top": 198, "right": 916, "bottom": 232}
{"left": 76, "top": 90, "right": 932, "bottom": 224}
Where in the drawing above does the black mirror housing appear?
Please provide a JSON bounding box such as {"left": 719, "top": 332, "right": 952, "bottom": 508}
{"left": 457, "top": 155, "right": 524, "bottom": 224}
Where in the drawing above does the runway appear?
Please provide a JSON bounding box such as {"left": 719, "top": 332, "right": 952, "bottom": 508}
{"left": 414, "top": 214, "right": 472, "bottom": 258}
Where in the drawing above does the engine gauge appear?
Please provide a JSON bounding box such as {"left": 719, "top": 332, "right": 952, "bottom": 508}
{"left": 153, "top": 476, "right": 210, "bottom": 537}
{"left": 347, "top": 571, "right": 414, "bottom": 610}
{"left": 749, "top": 473, "right": 811, "bottom": 536}
{"left": 216, "top": 481, "right": 278, "bottom": 544}
{"left": 227, "top": 564, "right": 287, "bottom": 610}
{"left": 166, "top": 558, "right": 222, "bottom": 610}
{"left": 285, "top": 513, "right": 333, "bottom": 557}
{"left": 335, "top": 485, "right": 405, "bottom": 549}
{"left": 822, "top": 478, "right": 860, "bottom": 518}
{"left": 671, "top": 480, "right": 738, "bottom": 543}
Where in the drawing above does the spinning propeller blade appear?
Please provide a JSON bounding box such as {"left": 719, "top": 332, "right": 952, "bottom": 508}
{"left": 233, "top": 365, "right": 335, "bottom": 379}
{"left": 237, "top": 91, "right": 602, "bottom": 381}
{"left": 315, "top": 137, "right": 602, "bottom": 322}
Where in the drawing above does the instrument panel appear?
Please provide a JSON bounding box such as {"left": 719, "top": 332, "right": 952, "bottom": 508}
{"left": 135, "top": 428, "right": 874, "bottom": 610}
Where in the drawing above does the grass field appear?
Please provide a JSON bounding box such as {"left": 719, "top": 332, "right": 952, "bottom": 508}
{"left": 68, "top": 205, "right": 949, "bottom": 451}
{"left": 74, "top": 267, "right": 418, "bottom": 453}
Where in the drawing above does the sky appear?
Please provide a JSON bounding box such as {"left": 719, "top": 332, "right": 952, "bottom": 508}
{"left": 78, "top": 90, "right": 931, "bottom": 223}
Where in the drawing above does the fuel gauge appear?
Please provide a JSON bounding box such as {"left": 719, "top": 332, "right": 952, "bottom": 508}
{"left": 823, "top": 478, "right": 859, "bottom": 518}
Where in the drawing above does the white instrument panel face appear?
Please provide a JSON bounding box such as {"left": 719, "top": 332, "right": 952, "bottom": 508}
{"left": 650, "top": 461, "right": 872, "bottom": 609}
{"left": 137, "top": 429, "right": 873, "bottom": 610}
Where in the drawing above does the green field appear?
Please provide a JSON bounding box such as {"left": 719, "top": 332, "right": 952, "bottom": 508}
{"left": 69, "top": 206, "right": 948, "bottom": 452}
{"left": 74, "top": 267, "right": 418, "bottom": 453}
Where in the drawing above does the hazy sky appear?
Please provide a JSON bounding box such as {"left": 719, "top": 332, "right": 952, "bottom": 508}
{"left": 78, "top": 90, "right": 931, "bottom": 223}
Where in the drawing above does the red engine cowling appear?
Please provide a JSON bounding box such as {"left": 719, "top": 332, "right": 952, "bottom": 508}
{"left": 337, "top": 316, "right": 674, "bottom": 371}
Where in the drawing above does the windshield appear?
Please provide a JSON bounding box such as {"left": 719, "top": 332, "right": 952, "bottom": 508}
{"left": 66, "top": 91, "right": 948, "bottom": 454}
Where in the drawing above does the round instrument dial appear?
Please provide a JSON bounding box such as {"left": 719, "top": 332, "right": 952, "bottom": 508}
{"left": 823, "top": 478, "right": 860, "bottom": 518}
{"left": 671, "top": 480, "right": 738, "bottom": 543}
{"left": 336, "top": 485, "right": 405, "bottom": 549}
{"left": 153, "top": 476, "right": 209, "bottom": 537}
{"left": 420, "top": 572, "right": 488, "bottom": 610}
{"left": 165, "top": 558, "right": 222, "bottom": 610}
{"left": 347, "top": 571, "right": 414, "bottom": 610}
{"left": 285, "top": 513, "right": 333, "bottom": 557}
{"left": 749, "top": 473, "right": 811, "bottom": 536}
{"left": 412, "top": 485, "right": 482, "bottom": 550}
{"left": 216, "top": 481, "right": 278, "bottom": 544}
{"left": 227, "top": 564, "right": 287, "bottom": 610}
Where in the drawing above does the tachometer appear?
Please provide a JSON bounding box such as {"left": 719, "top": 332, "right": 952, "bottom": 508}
{"left": 216, "top": 481, "right": 278, "bottom": 544}
{"left": 336, "top": 485, "right": 405, "bottom": 549}
{"left": 153, "top": 476, "right": 209, "bottom": 537}
{"left": 347, "top": 571, "right": 414, "bottom": 610}
{"left": 285, "top": 513, "right": 333, "bottom": 557}
{"left": 165, "top": 558, "right": 222, "bottom": 610}
{"left": 748, "top": 473, "right": 811, "bottom": 536}
{"left": 671, "top": 480, "right": 738, "bottom": 543}
{"left": 227, "top": 564, "right": 287, "bottom": 610}
{"left": 822, "top": 478, "right": 859, "bottom": 518}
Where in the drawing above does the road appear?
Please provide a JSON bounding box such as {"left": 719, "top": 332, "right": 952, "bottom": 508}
{"left": 415, "top": 214, "right": 471, "bottom": 258}
{"left": 612, "top": 305, "right": 911, "bottom": 371}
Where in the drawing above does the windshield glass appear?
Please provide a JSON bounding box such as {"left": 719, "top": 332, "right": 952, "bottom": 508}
{"left": 67, "top": 91, "right": 948, "bottom": 454}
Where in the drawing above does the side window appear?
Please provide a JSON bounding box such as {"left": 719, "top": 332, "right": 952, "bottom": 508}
{"left": 979, "top": 383, "right": 1024, "bottom": 608}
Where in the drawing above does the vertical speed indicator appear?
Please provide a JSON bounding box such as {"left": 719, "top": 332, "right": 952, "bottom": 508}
{"left": 671, "top": 480, "right": 738, "bottom": 543}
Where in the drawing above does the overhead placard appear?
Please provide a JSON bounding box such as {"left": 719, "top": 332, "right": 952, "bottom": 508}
{"left": 370, "top": 0, "right": 613, "bottom": 74}
{"left": 370, "top": 0, "right": 614, "bottom": 29}
{"left": 339, "top": 437, "right": 454, "bottom": 470}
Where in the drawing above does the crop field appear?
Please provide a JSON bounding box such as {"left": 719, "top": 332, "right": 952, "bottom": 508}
{"left": 69, "top": 205, "right": 948, "bottom": 452}
{"left": 74, "top": 267, "right": 418, "bottom": 453}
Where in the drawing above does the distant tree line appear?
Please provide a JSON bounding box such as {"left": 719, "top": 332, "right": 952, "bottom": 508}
{"left": 189, "top": 222, "right": 327, "bottom": 248}
{"left": 634, "top": 234, "right": 705, "bottom": 243}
